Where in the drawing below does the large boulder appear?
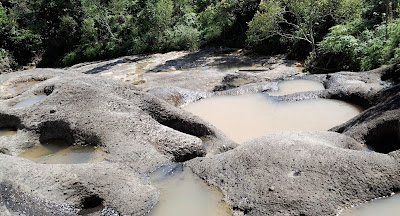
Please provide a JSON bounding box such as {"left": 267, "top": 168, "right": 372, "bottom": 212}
{"left": 332, "top": 89, "right": 400, "bottom": 154}
{"left": 188, "top": 132, "right": 400, "bottom": 216}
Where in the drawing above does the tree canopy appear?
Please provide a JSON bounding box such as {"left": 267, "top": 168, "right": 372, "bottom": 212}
{"left": 1, "top": 0, "right": 399, "bottom": 73}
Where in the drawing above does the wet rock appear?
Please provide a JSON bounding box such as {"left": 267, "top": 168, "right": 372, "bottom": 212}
{"left": 0, "top": 68, "right": 234, "bottom": 214}
{"left": 187, "top": 131, "right": 400, "bottom": 216}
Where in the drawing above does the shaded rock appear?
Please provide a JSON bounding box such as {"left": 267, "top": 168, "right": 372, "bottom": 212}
{"left": 379, "top": 64, "right": 400, "bottom": 84}
{"left": 188, "top": 131, "right": 400, "bottom": 216}
{"left": 332, "top": 92, "right": 400, "bottom": 154}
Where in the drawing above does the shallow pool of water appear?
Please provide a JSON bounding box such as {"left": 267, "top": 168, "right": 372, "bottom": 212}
{"left": 18, "top": 139, "right": 105, "bottom": 164}
{"left": 184, "top": 94, "right": 362, "bottom": 144}
{"left": 136, "top": 62, "right": 153, "bottom": 74}
{"left": 340, "top": 193, "right": 400, "bottom": 216}
{"left": 213, "top": 62, "right": 258, "bottom": 73}
{"left": 149, "top": 163, "right": 231, "bottom": 216}
{"left": 0, "top": 128, "right": 17, "bottom": 136}
{"left": 7, "top": 81, "right": 42, "bottom": 95}
{"left": 268, "top": 79, "right": 325, "bottom": 96}
{"left": 13, "top": 95, "right": 47, "bottom": 109}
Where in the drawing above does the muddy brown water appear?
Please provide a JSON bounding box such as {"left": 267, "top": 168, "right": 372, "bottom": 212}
{"left": 18, "top": 139, "right": 105, "bottom": 164}
{"left": 0, "top": 128, "right": 17, "bottom": 136}
{"left": 136, "top": 62, "right": 153, "bottom": 74}
{"left": 184, "top": 80, "right": 362, "bottom": 144}
{"left": 149, "top": 163, "right": 232, "bottom": 216}
{"left": 13, "top": 95, "right": 46, "bottom": 109}
{"left": 340, "top": 193, "right": 400, "bottom": 216}
{"left": 7, "top": 81, "right": 42, "bottom": 95}
{"left": 214, "top": 62, "right": 259, "bottom": 73}
{"left": 268, "top": 79, "right": 325, "bottom": 96}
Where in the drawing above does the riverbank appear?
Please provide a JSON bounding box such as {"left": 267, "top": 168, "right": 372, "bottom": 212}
{"left": 0, "top": 48, "right": 399, "bottom": 215}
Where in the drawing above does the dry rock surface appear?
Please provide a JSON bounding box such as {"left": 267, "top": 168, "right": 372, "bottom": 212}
{"left": 0, "top": 48, "right": 399, "bottom": 215}
{"left": 187, "top": 132, "right": 400, "bottom": 216}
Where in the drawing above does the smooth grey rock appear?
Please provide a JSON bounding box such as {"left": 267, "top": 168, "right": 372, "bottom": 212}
{"left": 188, "top": 132, "right": 400, "bottom": 216}
{"left": 0, "top": 155, "right": 157, "bottom": 216}
{"left": 0, "top": 68, "right": 235, "bottom": 215}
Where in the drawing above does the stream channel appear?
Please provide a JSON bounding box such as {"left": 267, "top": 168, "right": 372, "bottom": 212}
{"left": 2, "top": 76, "right": 394, "bottom": 215}
{"left": 146, "top": 79, "right": 395, "bottom": 216}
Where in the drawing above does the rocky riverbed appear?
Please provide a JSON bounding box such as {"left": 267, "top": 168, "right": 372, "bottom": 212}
{"left": 0, "top": 47, "right": 399, "bottom": 215}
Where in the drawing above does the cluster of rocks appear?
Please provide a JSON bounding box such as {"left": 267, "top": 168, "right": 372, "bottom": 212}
{"left": 0, "top": 48, "right": 399, "bottom": 215}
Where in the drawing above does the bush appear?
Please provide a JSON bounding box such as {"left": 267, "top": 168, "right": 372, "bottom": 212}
{"left": 316, "top": 18, "right": 400, "bottom": 71}
{"left": 0, "top": 48, "right": 17, "bottom": 72}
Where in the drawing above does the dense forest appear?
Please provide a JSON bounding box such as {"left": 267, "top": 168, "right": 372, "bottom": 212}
{"left": 1, "top": 0, "right": 399, "bottom": 73}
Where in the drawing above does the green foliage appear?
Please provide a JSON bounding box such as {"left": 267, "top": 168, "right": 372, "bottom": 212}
{"left": 164, "top": 23, "right": 201, "bottom": 51}
{"left": 318, "top": 18, "right": 400, "bottom": 71}
{"left": 247, "top": 0, "right": 364, "bottom": 56}
{"left": 1, "top": 0, "right": 259, "bottom": 67}
{"left": 198, "top": 0, "right": 259, "bottom": 46}
{"left": 0, "top": 48, "right": 17, "bottom": 71}
{"left": 0, "top": 2, "right": 41, "bottom": 68}
{"left": 199, "top": 0, "right": 236, "bottom": 42}
{"left": 2, "top": 0, "right": 399, "bottom": 72}
{"left": 246, "top": 0, "right": 282, "bottom": 44}
{"left": 62, "top": 0, "right": 202, "bottom": 64}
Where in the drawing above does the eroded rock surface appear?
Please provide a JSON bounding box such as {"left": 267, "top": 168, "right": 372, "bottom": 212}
{"left": 1, "top": 48, "right": 399, "bottom": 216}
{"left": 0, "top": 68, "right": 235, "bottom": 215}
{"left": 187, "top": 132, "right": 400, "bottom": 216}
{"left": 332, "top": 88, "right": 400, "bottom": 154}
{"left": 67, "top": 47, "right": 303, "bottom": 107}
{"left": 0, "top": 155, "right": 157, "bottom": 216}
